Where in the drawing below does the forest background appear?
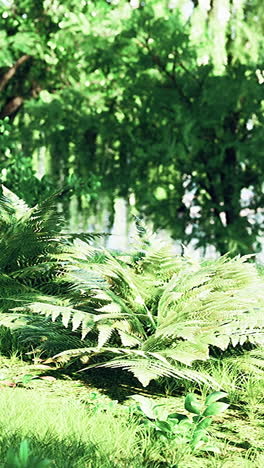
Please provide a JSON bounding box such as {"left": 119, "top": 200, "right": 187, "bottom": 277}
{"left": 0, "top": 0, "right": 263, "bottom": 258}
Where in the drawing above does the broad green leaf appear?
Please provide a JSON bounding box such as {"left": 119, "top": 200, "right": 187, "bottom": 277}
{"left": 184, "top": 394, "right": 203, "bottom": 415}
{"left": 21, "top": 374, "right": 34, "bottom": 385}
{"left": 167, "top": 413, "right": 187, "bottom": 422}
{"left": 191, "top": 429, "right": 207, "bottom": 448}
{"left": 154, "top": 420, "right": 172, "bottom": 433}
{"left": 178, "top": 419, "right": 193, "bottom": 430}
{"left": 18, "top": 440, "right": 30, "bottom": 464}
{"left": 203, "top": 402, "right": 229, "bottom": 417}
{"left": 131, "top": 395, "right": 156, "bottom": 419}
{"left": 152, "top": 404, "right": 170, "bottom": 421}
{"left": 196, "top": 417, "right": 212, "bottom": 431}
{"left": 205, "top": 391, "right": 228, "bottom": 406}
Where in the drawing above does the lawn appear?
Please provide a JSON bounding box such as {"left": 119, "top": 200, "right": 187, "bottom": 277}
{"left": 0, "top": 354, "right": 263, "bottom": 468}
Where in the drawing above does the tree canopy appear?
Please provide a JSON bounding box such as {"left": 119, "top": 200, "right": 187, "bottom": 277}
{"left": 0, "top": 0, "right": 263, "bottom": 254}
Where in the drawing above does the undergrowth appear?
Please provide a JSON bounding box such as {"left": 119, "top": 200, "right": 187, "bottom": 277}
{"left": 0, "top": 355, "right": 263, "bottom": 467}
{"left": 0, "top": 190, "right": 264, "bottom": 467}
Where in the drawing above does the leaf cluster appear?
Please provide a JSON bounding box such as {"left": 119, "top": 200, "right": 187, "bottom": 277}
{"left": 131, "top": 391, "right": 229, "bottom": 453}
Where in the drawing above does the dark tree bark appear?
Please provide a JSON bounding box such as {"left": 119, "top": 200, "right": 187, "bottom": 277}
{"left": 0, "top": 55, "right": 30, "bottom": 92}
{"left": 0, "top": 96, "right": 24, "bottom": 119}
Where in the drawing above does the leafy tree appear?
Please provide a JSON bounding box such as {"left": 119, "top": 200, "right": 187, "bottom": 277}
{"left": 0, "top": 0, "right": 264, "bottom": 253}
{"left": 0, "top": 0, "right": 108, "bottom": 208}
{"left": 103, "top": 17, "right": 264, "bottom": 253}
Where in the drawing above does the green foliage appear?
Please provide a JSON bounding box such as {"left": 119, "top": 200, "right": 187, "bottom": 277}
{"left": 0, "top": 185, "right": 66, "bottom": 313}
{"left": 0, "top": 353, "right": 263, "bottom": 467}
{"left": 99, "top": 6, "right": 264, "bottom": 254}
{"left": 48, "top": 221, "right": 264, "bottom": 387}
{"left": 0, "top": 382, "right": 145, "bottom": 468}
{"left": 131, "top": 391, "right": 229, "bottom": 453}
{"left": 1, "top": 188, "right": 264, "bottom": 389}
{"left": 5, "top": 440, "right": 51, "bottom": 468}
{"left": 0, "top": 434, "right": 122, "bottom": 468}
{"left": 0, "top": 187, "right": 104, "bottom": 357}
{"left": 0, "top": 1, "right": 264, "bottom": 252}
{"left": 85, "top": 391, "right": 119, "bottom": 414}
{"left": 0, "top": 118, "right": 52, "bottom": 206}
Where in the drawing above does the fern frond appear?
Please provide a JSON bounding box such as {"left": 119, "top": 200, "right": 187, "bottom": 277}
{"left": 136, "top": 239, "right": 185, "bottom": 281}
{"left": 51, "top": 343, "right": 219, "bottom": 388}
{"left": 99, "top": 359, "right": 219, "bottom": 388}
{"left": 60, "top": 232, "right": 110, "bottom": 242}
{"left": 25, "top": 301, "right": 95, "bottom": 332}
{"left": 46, "top": 235, "right": 264, "bottom": 388}
{"left": 97, "top": 324, "right": 114, "bottom": 348}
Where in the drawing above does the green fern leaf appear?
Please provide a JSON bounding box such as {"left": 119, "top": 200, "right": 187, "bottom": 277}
{"left": 117, "top": 329, "right": 141, "bottom": 347}
{"left": 97, "top": 324, "right": 113, "bottom": 348}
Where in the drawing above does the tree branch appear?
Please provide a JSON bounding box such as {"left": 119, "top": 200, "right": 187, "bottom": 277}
{"left": 136, "top": 38, "right": 192, "bottom": 108}
{"left": 0, "top": 55, "right": 31, "bottom": 92}
{"left": 0, "top": 96, "right": 24, "bottom": 118}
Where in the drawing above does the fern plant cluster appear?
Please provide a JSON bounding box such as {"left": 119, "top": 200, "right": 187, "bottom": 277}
{"left": 0, "top": 187, "right": 264, "bottom": 388}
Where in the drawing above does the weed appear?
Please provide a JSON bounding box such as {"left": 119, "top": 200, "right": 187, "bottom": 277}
{"left": 131, "top": 391, "right": 229, "bottom": 453}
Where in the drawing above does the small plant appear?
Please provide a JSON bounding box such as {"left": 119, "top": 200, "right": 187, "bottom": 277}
{"left": 0, "top": 373, "right": 56, "bottom": 388}
{"left": 131, "top": 391, "right": 229, "bottom": 453}
{"left": 5, "top": 440, "right": 51, "bottom": 468}
{"left": 86, "top": 391, "right": 119, "bottom": 414}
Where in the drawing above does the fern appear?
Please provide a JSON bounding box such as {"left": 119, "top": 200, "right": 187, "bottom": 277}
{"left": 48, "top": 233, "right": 264, "bottom": 387}
{"left": 0, "top": 188, "right": 106, "bottom": 351}
{"left": 1, "top": 188, "right": 264, "bottom": 389}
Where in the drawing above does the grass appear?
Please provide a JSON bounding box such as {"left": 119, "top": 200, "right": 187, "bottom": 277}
{"left": 0, "top": 373, "right": 140, "bottom": 467}
{"left": 0, "top": 354, "right": 263, "bottom": 467}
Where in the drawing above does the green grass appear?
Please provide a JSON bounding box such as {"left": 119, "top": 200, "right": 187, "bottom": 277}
{"left": 0, "top": 388, "right": 141, "bottom": 466}
{"left": 0, "top": 355, "right": 264, "bottom": 467}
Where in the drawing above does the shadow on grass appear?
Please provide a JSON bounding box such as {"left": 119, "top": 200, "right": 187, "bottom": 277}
{"left": 0, "top": 323, "right": 171, "bottom": 402}
{"left": 0, "top": 431, "right": 174, "bottom": 468}
{"left": 0, "top": 432, "right": 106, "bottom": 468}
{"left": 51, "top": 364, "right": 169, "bottom": 402}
